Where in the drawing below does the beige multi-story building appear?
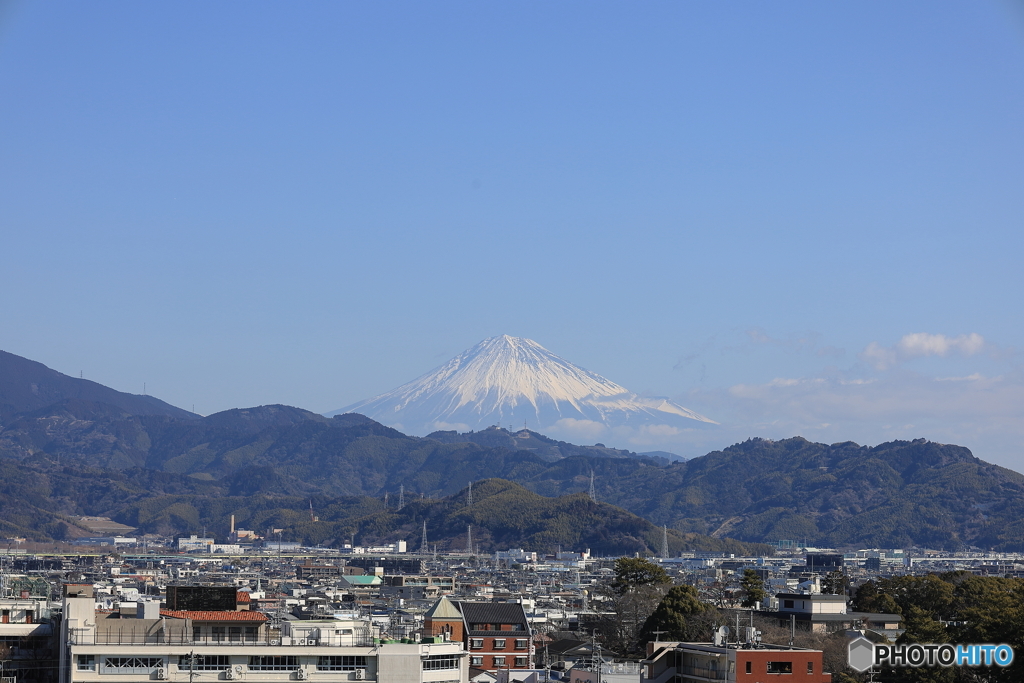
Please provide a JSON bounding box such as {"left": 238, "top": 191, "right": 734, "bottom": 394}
{"left": 58, "top": 590, "right": 467, "bottom": 683}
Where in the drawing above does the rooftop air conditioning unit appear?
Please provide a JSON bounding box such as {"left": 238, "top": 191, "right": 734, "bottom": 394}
{"left": 298, "top": 639, "right": 308, "bottom": 645}
{"left": 353, "top": 670, "right": 364, "bottom": 680}
{"left": 225, "top": 669, "right": 236, "bottom": 681}
{"left": 156, "top": 668, "right": 167, "bottom": 680}
{"left": 270, "top": 639, "right": 281, "bottom": 646}
{"left": 296, "top": 669, "right": 307, "bottom": 681}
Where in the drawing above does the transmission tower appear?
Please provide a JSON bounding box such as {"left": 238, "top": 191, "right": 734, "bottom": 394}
{"left": 466, "top": 525, "right": 473, "bottom": 554}
{"left": 467, "top": 481, "right": 473, "bottom": 507}
{"left": 589, "top": 471, "right": 596, "bottom": 502}
{"left": 421, "top": 521, "right": 428, "bottom": 552}
{"left": 398, "top": 485, "right": 405, "bottom": 511}
{"left": 661, "top": 525, "right": 669, "bottom": 558}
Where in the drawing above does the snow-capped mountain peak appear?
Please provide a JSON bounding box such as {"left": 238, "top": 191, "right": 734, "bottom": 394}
{"left": 329, "top": 336, "right": 716, "bottom": 440}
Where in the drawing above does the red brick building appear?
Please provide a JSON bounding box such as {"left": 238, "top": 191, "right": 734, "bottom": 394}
{"left": 642, "top": 640, "right": 832, "bottom": 683}
{"left": 424, "top": 597, "right": 533, "bottom": 672}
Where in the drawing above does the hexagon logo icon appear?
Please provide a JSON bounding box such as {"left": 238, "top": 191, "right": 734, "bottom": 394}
{"left": 848, "top": 637, "right": 875, "bottom": 672}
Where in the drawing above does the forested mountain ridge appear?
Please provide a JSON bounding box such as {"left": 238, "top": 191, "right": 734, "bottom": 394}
{"left": 2, "top": 352, "right": 1023, "bottom": 551}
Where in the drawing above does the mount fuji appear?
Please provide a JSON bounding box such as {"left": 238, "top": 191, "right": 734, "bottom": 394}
{"left": 329, "top": 336, "right": 715, "bottom": 444}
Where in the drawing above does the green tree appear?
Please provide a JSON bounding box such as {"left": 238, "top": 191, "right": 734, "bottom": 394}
{"left": 740, "top": 569, "right": 766, "bottom": 608}
{"left": 599, "top": 557, "right": 673, "bottom": 655}
{"left": 851, "top": 579, "right": 900, "bottom": 615}
{"left": 639, "top": 585, "right": 715, "bottom": 643}
{"left": 884, "top": 606, "right": 955, "bottom": 683}
{"left": 611, "top": 557, "right": 671, "bottom": 594}
{"left": 821, "top": 570, "right": 846, "bottom": 596}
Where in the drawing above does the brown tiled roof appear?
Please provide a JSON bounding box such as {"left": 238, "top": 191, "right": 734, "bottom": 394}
{"left": 236, "top": 592, "right": 251, "bottom": 603}
{"left": 160, "top": 609, "right": 268, "bottom": 622}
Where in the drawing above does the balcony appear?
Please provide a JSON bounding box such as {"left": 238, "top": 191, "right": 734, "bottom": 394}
{"left": 679, "top": 665, "right": 728, "bottom": 681}
{"left": 68, "top": 629, "right": 376, "bottom": 648}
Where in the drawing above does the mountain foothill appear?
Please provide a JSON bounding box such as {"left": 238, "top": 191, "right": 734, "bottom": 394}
{"left": 1, "top": 349, "right": 1022, "bottom": 554}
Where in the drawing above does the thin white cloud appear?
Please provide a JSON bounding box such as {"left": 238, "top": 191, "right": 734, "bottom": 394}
{"left": 897, "top": 332, "right": 985, "bottom": 358}
{"left": 860, "top": 333, "right": 986, "bottom": 370}
{"left": 548, "top": 417, "right": 607, "bottom": 441}
{"left": 682, "top": 368, "right": 1024, "bottom": 471}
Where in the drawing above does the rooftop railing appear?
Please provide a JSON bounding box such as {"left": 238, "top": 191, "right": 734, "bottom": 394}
{"left": 68, "top": 629, "right": 376, "bottom": 648}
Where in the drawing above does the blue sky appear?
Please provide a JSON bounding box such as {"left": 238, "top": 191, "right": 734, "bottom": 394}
{"left": 2, "top": 2, "right": 1023, "bottom": 467}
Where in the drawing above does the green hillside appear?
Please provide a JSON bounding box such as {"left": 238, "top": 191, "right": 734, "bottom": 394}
{"left": 2, "top": 388, "right": 1023, "bottom": 550}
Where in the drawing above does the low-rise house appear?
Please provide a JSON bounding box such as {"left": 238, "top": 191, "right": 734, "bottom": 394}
{"left": 758, "top": 592, "right": 902, "bottom": 634}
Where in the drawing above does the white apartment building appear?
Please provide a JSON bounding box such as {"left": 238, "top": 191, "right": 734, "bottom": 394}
{"left": 58, "top": 592, "right": 467, "bottom": 683}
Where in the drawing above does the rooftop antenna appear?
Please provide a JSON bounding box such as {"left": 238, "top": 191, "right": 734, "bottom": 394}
{"left": 398, "top": 485, "right": 405, "bottom": 511}
{"left": 589, "top": 471, "right": 597, "bottom": 502}
{"left": 421, "top": 521, "right": 428, "bottom": 552}
{"left": 661, "top": 525, "right": 669, "bottom": 558}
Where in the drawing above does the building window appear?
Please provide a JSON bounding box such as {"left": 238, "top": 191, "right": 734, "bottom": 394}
{"left": 179, "top": 656, "right": 230, "bottom": 671}
{"left": 807, "top": 662, "right": 814, "bottom": 674}
{"left": 470, "top": 639, "right": 484, "bottom": 649}
{"left": 193, "top": 626, "right": 202, "bottom": 641}
{"left": 494, "top": 639, "right": 506, "bottom": 649}
{"left": 470, "top": 657, "right": 483, "bottom": 667}
{"left": 249, "top": 656, "right": 299, "bottom": 671}
{"left": 317, "top": 657, "right": 367, "bottom": 671}
{"left": 767, "top": 661, "right": 793, "bottom": 674}
{"left": 101, "top": 658, "right": 164, "bottom": 674}
{"left": 783, "top": 600, "right": 794, "bottom": 609}
{"left": 493, "top": 657, "right": 506, "bottom": 667}
{"left": 510, "top": 624, "right": 523, "bottom": 631}
{"left": 78, "top": 655, "right": 95, "bottom": 672}
{"left": 515, "top": 639, "right": 528, "bottom": 650}
{"left": 212, "top": 626, "right": 226, "bottom": 642}
{"left": 745, "top": 662, "right": 751, "bottom": 674}
{"left": 423, "top": 655, "right": 460, "bottom": 671}
{"left": 514, "top": 657, "right": 527, "bottom": 667}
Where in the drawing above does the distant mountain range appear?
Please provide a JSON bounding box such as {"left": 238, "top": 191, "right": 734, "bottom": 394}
{"left": 0, "top": 350, "right": 197, "bottom": 423}
{"left": 330, "top": 335, "right": 715, "bottom": 437}
{"left": 426, "top": 425, "right": 685, "bottom": 463}
{"left": 2, "top": 349, "right": 1023, "bottom": 552}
